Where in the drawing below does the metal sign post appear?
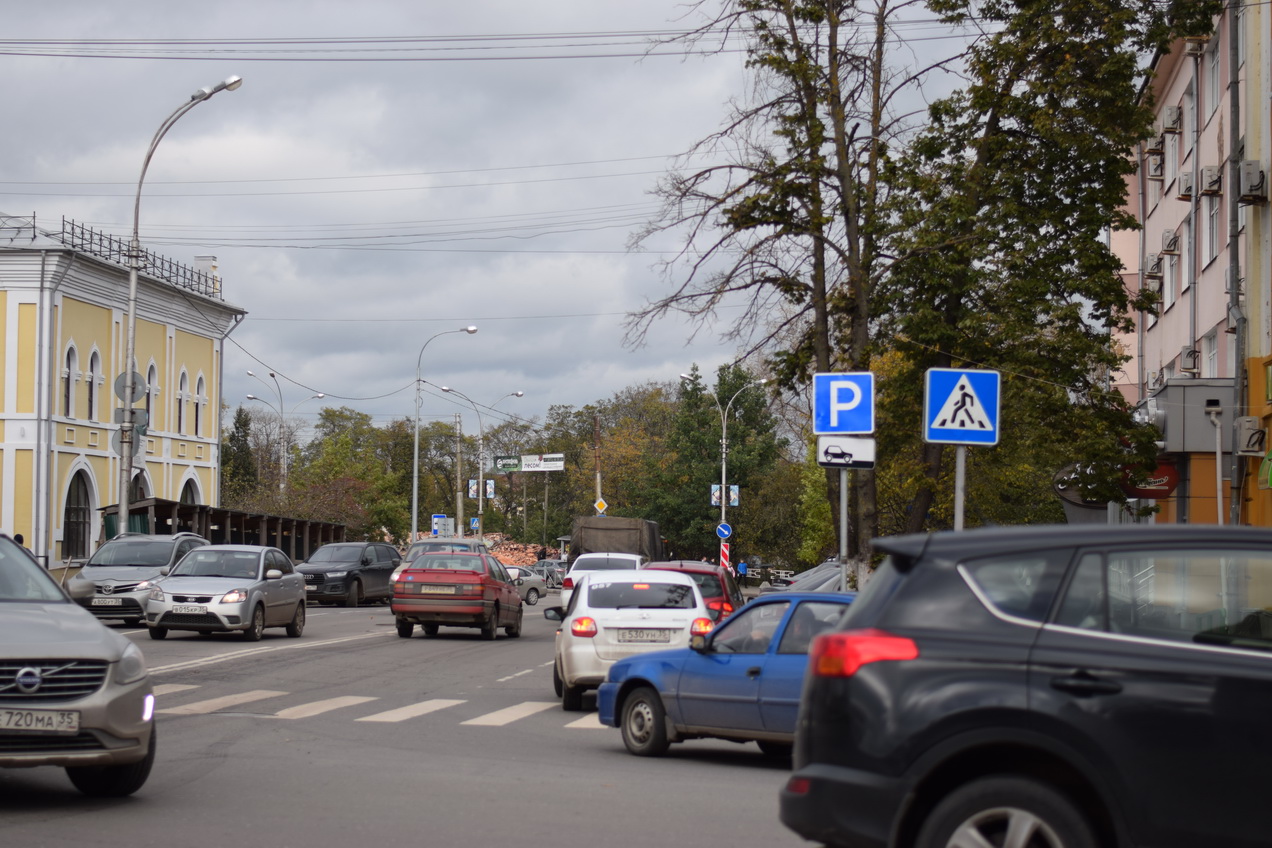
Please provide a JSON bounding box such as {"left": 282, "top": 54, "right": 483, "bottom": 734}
{"left": 923, "top": 369, "right": 1001, "bottom": 531}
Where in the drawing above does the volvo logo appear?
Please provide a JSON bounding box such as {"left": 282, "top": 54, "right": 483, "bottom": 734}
{"left": 15, "top": 666, "right": 42, "bottom": 694}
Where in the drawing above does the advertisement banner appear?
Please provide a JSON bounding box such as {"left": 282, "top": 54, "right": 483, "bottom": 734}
{"left": 521, "top": 453, "right": 565, "bottom": 472}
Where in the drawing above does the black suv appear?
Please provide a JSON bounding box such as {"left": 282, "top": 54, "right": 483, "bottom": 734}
{"left": 781, "top": 524, "right": 1272, "bottom": 848}
{"left": 297, "top": 542, "right": 400, "bottom": 606}
{"left": 68, "top": 531, "right": 209, "bottom": 625}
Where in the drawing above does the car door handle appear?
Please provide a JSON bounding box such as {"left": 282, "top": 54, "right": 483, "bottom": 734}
{"left": 1049, "top": 672, "right": 1122, "bottom": 697}
{"left": 746, "top": 666, "right": 762, "bottom": 678}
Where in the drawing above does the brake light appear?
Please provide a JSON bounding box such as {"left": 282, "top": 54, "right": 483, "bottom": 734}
{"left": 810, "top": 629, "right": 918, "bottom": 678}
{"left": 690, "top": 617, "right": 714, "bottom": 636}
{"left": 570, "top": 617, "right": 598, "bottom": 637}
{"left": 563, "top": 576, "right": 574, "bottom": 589}
{"left": 707, "top": 599, "right": 734, "bottom": 616}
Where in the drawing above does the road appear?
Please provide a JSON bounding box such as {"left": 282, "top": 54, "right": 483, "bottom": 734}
{"left": 0, "top": 599, "right": 807, "bottom": 848}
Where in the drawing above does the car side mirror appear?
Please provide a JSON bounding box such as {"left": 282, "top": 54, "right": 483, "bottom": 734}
{"left": 515, "top": 578, "right": 524, "bottom": 586}
{"left": 159, "top": 566, "right": 171, "bottom": 576}
{"left": 65, "top": 579, "right": 95, "bottom": 601}
{"left": 690, "top": 634, "right": 709, "bottom": 652}
{"left": 265, "top": 569, "right": 283, "bottom": 580}
{"left": 362, "top": 555, "right": 372, "bottom": 565}
{"left": 543, "top": 607, "right": 564, "bottom": 622}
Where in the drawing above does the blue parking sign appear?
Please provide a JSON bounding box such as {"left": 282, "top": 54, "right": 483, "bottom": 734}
{"left": 813, "top": 373, "right": 875, "bottom": 435}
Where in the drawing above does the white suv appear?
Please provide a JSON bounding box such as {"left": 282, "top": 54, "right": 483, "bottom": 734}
{"left": 560, "top": 552, "right": 647, "bottom": 609}
{"left": 545, "top": 569, "right": 712, "bottom": 711}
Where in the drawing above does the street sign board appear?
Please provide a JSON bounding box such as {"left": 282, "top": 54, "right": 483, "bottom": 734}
{"left": 594, "top": 498, "right": 608, "bottom": 515}
{"left": 494, "top": 455, "right": 521, "bottom": 471}
{"left": 113, "top": 371, "right": 146, "bottom": 404}
{"left": 816, "top": 435, "right": 876, "bottom": 469}
{"left": 716, "top": 522, "right": 732, "bottom": 540}
{"left": 924, "top": 368, "right": 1001, "bottom": 445}
{"left": 522, "top": 453, "right": 565, "bottom": 471}
{"left": 813, "top": 372, "right": 875, "bottom": 434}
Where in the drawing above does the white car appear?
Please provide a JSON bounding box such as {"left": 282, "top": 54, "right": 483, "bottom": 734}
{"left": 544, "top": 569, "right": 713, "bottom": 711}
{"left": 560, "top": 552, "right": 648, "bottom": 609}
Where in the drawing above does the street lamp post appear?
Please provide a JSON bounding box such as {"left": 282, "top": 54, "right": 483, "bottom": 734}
{"left": 246, "top": 370, "right": 323, "bottom": 488}
{"left": 411, "top": 327, "right": 478, "bottom": 542}
{"left": 117, "top": 75, "right": 243, "bottom": 532}
{"left": 442, "top": 387, "right": 523, "bottom": 540}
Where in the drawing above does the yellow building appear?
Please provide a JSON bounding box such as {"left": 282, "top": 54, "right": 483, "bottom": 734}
{"left": 0, "top": 215, "right": 246, "bottom": 566}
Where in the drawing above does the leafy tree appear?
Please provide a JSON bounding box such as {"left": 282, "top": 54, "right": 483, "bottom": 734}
{"left": 219, "top": 405, "right": 257, "bottom": 505}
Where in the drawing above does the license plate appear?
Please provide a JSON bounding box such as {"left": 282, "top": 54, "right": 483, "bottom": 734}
{"left": 305, "top": 586, "right": 320, "bottom": 592}
{"left": 173, "top": 604, "right": 206, "bottom": 614}
{"left": 0, "top": 708, "right": 80, "bottom": 734}
{"left": 618, "top": 629, "right": 671, "bottom": 643}
{"left": 92, "top": 598, "right": 123, "bottom": 606}
{"left": 419, "top": 585, "right": 455, "bottom": 594}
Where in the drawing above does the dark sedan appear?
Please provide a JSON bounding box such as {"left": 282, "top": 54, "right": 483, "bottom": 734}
{"left": 597, "top": 591, "right": 854, "bottom": 757}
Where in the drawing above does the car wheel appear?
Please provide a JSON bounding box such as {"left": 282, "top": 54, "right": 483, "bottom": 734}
{"left": 525, "top": 588, "right": 539, "bottom": 606}
{"left": 915, "top": 776, "right": 1098, "bottom": 848}
{"left": 423, "top": 623, "right": 439, "bottom": 637}
{"left": 285, "top": 603, "right": 306, "bottom": 638}
{"left": 344, "top": 580, "right": 362, "bottom": 608}
{"left": 756, "top": 740, "right": 793, "bottom": 759}
{"left": 505, "top": 606, "right": 523, "bottom": 638}
{"left": 562, "top": 682, "right": 585, "bottom": 712}
{"left": 621, "top": 686, "right": 669, "bottom": 756}
{"left": 552, "top": 662, "right": 564, "bottom": 697}
{"left": 396, "top": 618, "right": 414, "bottom": 638}
{"left": 242, "top": 605, "right": 265, "bottom": 642}
{"left": 66, "top": 724, "right": 156, "bottom": 797}
{"left": 481, "top": 609, "right": 498, "bottom": 641}
{"left": 148, "top": 626, "right": 168, "bottom": 640}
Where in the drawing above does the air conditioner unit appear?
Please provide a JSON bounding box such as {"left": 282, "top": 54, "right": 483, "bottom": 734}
{"left": 1145, "top": 253, "right": 1163, "bottom": 279}
{"left": 1239, "top": 160, "right": 1267, "bottom": 204}
{"left": 1184, "top": 38, "right": 1207, "bottom": 57}
{"left": 1201, "top": 165, "right": 1222, "bottom": 195}
{"left": 1176, "top": 171, "right": 1194, "bottom": 200}
{"left": 1161, "top": 230, "right": 1180, "bottom": 255}
{"left": 1162, "top": 105, "right": 1182, "bottom": 134}
{"left": 1179, "top": 346, "right": 1200, "bottom": 374}
{"left": 1145, "top": 131, "right": 1165, "bottom": 154}
{"left": 1146, "top": 276, "right": 1163, "bottom": 294}
{"left": 1146, "top": 154, "right": 1165, "bottom": 181}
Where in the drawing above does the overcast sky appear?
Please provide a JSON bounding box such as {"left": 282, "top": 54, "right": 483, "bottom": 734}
{"left": 2, "top": 1, "right": 770, "bottom": 440}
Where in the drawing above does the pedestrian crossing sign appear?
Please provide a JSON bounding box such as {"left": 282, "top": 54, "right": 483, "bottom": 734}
{"left": 924, "top": 368, "right": 1001, "bottom": 446}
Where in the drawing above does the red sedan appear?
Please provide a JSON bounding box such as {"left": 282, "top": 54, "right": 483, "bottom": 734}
{"left": 391, "top": 552, "right": 523, "bottom": 640}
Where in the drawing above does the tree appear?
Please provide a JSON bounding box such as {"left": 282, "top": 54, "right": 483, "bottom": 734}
{"left": 219, "top": 405, "right": 257, "bottom": 505}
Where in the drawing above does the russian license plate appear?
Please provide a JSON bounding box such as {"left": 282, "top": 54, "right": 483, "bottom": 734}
{"left": 172, "top": 604, "right": 206, "bottom": 614}
{"left": 92, "top": 597, "right": 123, "bottom": 606}
{"left": 419, "top": 585, "right": 455, "bottom": 594}
{"left": 0, "top": 708, "right": 80, "bottom": 734}
{"left": 305, "top": 586, "right": 320, "bottom": 592}
{"left": 618, "top": 629, "right": 671, "bottom": 643}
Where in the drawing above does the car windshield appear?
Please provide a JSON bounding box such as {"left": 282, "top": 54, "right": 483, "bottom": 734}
{"left": 588, "top": 580, "right": 695, "bottom": 609}
{"left": 307, "top": 546, "right": 361, "bottom": 563}
{"left": 172, "top": 550, "right": 261, "bottom": 579}
{"left": 0, "top": 537, "right": 65, "bottom": 602}
{"left": 412, "top": 556, "right": 482, "bottom": 572}
{"left": 85, "top": 539, "right": 174, "bottom": 567}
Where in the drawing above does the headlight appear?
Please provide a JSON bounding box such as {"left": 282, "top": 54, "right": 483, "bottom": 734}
{"left": 137, "top": 579, "right": 156, "bottom": 591}
{"left": 114, "top": 642, "right": 149, "bottom": 686}
{"left": 147, "top": 587, "right": 164, "bottom": 601}
{"left": 326, "top": 571, "right": 348, "bottom": 579}
{"left": 221, "top": 589, "right": 248, "bottom": 604}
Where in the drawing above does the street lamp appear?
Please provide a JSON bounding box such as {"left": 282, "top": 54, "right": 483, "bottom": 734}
{"left": 245, "top": 372, "right": 323, "bottom": 488}
{"left": 117, "top": 75, "right": 243, "bottom": 531}
{"left": 411, "top": 326, "right": 478, "bottom": 541}
{"left": 680, "top": 373, "right": 768, "bottom": 529}
{"left": 442, "top": 386, "right": 523, "bottom": 540}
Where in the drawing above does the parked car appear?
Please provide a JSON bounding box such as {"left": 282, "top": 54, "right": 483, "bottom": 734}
{"left": 393, "top": 536, "right": 490, "bottom": 581}
{"left": 68, "top": 531, "right": 209, "bottom": 624}
{"left": 391, "top": 552, "right": 523, "bottom": 640}
{"left": 645, "top": 560, "right": 745, "bottom": 621}
{"left": 560, "top": 551, "right": 648, "bottom": 608}
{"left": 780, "top": 524, "right": 1272, "bottom": 848}
{"left": 545, "top": 569, "right": 713, "bottom": 711}
{"left": 144, "top": 545, "right": 307, "bottom": 641}
{"left": 505, "top": 565, "right": 548, "bottom": 606}
{"left": 0, "top": 533, "right": 157, "bottom": 797}
{"left": 598, "top": 591, "right": 854, "bottom": 758}
{"left": 533, "top": 558, "right": 566, "bottom": 588}
{"left": 297, "top": 541, "right": 400, "bottom": 606}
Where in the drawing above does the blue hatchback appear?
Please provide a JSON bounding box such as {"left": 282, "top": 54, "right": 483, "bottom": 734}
{"left": 597, "top": 591, "right": 855, "bottom": 757}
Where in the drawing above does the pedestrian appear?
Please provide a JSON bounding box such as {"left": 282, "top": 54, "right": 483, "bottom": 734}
{"left": 738, "top": 560, "right": 748, "bottom": 587}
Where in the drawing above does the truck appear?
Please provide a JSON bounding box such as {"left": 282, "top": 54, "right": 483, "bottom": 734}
{"left": 566, "top": 516, "right": 664, "bottom": 563}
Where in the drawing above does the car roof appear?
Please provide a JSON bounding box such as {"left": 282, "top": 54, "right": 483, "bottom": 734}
{"left": 413, "top": 551, "right": 485, "bottom": 558}
{"left": 190, "top": 544, "right": 273, "bottom": 553}
{"left": 647, "top": 562, "right": 727, "bottom": 575}
{"left": 578, "top": 568, "right": 695, "bottom": 586}
{"left": 409, "top": 537, "right": 480, "bottom": 545}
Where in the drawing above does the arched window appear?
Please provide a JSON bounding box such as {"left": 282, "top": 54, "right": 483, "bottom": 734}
{"left": 180, "top": 479, "right": 199, "bottom": 505}
{"left": 87, "top": 351, "right": 101, "bottom": 422}
{"left": 194, "top": 376, "right": 205, "bottom": 437}
{"left": 178, "top": 372, "right": 189, "bottom": 435}
{"left": 146, "top": 364, "right": 158, "bottom": 428}
{"left": 64, "top": 471, "right": 91, "bottom": 558}
{"left": 63, "top": 347, "right": 77, "bottom": 418}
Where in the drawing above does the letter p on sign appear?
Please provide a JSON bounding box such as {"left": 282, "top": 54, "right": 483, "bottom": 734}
{"left": 813, "top": 372, "right": 875, "bottom": 435}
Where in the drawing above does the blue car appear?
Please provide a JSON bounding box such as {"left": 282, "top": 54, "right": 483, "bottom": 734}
{"left": 597, "top": 591, "right": 855, "bottom": 757}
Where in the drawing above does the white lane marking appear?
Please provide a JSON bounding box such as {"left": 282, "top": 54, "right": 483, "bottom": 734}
{"left": 273, "top": 696, "right": 378, "bottom": 719}
{"left": 357, "top": 699, "right": 467, "bottom": 723}
{"left": 153, "top": 683, "right": 199, "bottom": 696}
{"left": 462, "top": 701, "right": 557, "bottom": 726}
{"left": 146, "top": 633, "right": 386, "bottom": 674}
{"left": 564, "top": 714, "right": 606, "bottom": 729}
{"left": 157, "top": 689, "right": 288, "bottom": 715}
{"left": 496, "top": 668, "right": 537, "bottom": 682}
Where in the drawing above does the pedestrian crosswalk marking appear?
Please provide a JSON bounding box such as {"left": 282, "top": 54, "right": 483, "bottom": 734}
{"left": 273, "top": 696, "right": 378, "bottom": 720}
{"left": 356, "top": 698, "right": 467, "bottom": 723}
{"left": 153, "top": 683, "right": 199, "bottom": 696}
{"left": 564, "top": 714, "right": 606, "bottom": 729}
{"left": 461, "top": 701, "right": 557, "bottom": 726}
{"left": 157, "top": 689, "right": 288, "bottom": 715}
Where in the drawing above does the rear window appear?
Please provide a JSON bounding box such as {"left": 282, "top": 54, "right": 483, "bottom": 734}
{"left": 587, "top": 580, "right": 696, "bottom": 609}
{"left": 411, "top": 556, "right": 483, "bottom": 572}
{"left": 680, "top": 572, "right": 723, "bottom": 597}
{"left": 571, "top": 557, "right": 641, "bottom": 572}
{"left": 406, "top": 542, "right": 478, "bottom": 561}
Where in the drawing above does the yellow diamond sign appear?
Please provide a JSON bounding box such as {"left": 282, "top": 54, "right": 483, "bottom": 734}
{"left": 594, "top": 498, "right": 608, "bottom": 514}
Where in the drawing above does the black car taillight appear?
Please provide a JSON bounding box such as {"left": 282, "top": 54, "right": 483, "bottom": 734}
{"left": 810, "top": 628, "right": 918, "bottom": 678}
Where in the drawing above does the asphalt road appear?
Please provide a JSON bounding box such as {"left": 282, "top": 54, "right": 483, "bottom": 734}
{"left": 0, "top": 598, "right": 809, "bottom": 848}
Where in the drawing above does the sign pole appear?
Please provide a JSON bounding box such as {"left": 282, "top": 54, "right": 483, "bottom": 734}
{"left": 954, "top": 446, "right": 966, "bottom": 531}
{"left": 839, "top": 468, "right": 849, "bottom": 590}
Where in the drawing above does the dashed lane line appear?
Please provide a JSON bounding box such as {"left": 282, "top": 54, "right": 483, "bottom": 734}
{"left": 146, "top": 632, "right": 387, "bottom": 674}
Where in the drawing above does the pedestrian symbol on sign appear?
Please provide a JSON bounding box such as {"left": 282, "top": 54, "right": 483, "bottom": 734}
{"left": 932, "top": 376, "right": 993, "bottom": 431}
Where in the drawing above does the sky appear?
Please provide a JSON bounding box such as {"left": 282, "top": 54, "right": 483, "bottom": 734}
{"left": 1, "top": 1, "right": 764, "bottom": 440}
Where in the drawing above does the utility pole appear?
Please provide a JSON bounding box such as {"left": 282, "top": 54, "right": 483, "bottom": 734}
{"left": 593, "top": 414, "right": 602, "bottom": 504}
{"left": 454, "top": 412, "right": 464, "bottom": 536}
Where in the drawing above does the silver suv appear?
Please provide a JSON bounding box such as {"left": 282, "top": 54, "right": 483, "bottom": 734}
{"left": 70, "top": 532, "right": 209, "bottom": 625}
{"left": 0, "top": 534, "right": 156, "bottom": 796}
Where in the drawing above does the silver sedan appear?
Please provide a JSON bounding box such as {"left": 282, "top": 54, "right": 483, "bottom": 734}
{"left": 144, "top": 545, "right": 307, "bottom": 641}
{"left": 506, "top": 565, "right": 549, "bottom": 606}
